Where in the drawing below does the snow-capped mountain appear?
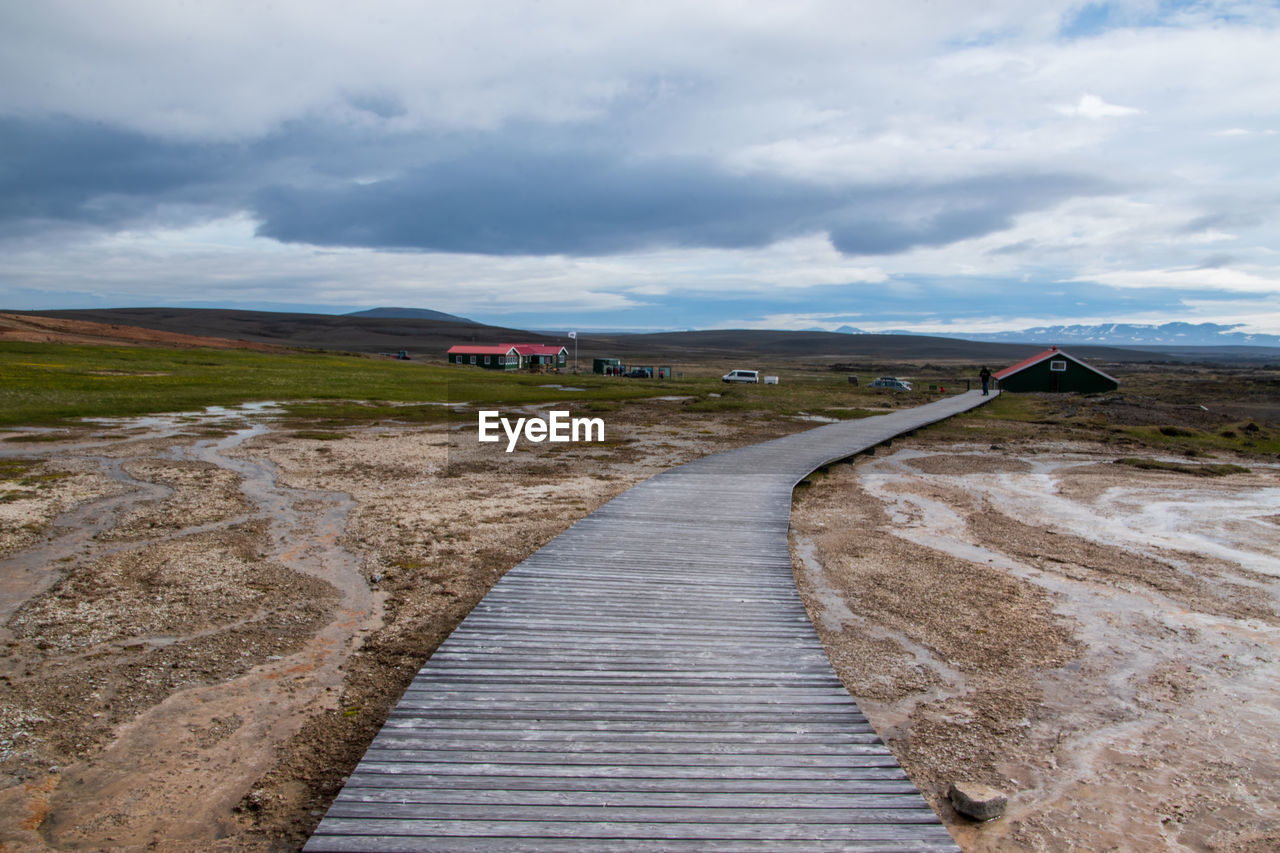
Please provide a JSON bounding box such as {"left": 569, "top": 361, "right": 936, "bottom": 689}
{"left": 836, "top": 322, "right": 1280, "bottom": 347}
{"left": 964, "top": 322, "right": 1280, "bottom": 346}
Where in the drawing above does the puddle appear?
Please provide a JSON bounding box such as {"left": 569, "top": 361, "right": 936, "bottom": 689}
{"left": 863, "top": 448, "right": 1280, "bottom": 575}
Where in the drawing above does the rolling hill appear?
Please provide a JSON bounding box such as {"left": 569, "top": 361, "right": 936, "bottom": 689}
{"left": 9, "top": 308, "right": 1277, "bottom": 364}
{"left": 345, "top": 307, "right": 478, "bottom": 324}
{"left": 11, "top": 308, "right": 550, "bottom": 354}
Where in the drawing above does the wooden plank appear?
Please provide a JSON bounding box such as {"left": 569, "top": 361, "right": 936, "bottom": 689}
{"left": 321, "top": 803, "right": 948, "bottom": 825}
{"left": 386, "top": 705, "right": 861, "bottom": 717}
{"left": 304, "top": 393, "right": 993, "bottom": 851}
{"left": 394, "top": 684, "right": 857, "bottom": 695}
{"left": 306, "top": 836, "right": 959, "bottom": 853}
{"left": 339, "top": 771, "right": 925, "bottom": 789}
{"left": 375, "top": 719, "right": 879, "bottom": 735}
{"left": 358, "top": 750, "right": 900, "bottom": 768}
{"left": 329, "top": 789, "right": 930, "bottom": 808}
{"left": 344, "top": 762, "right": 910, "bottom": 779}
{"left": 335, "top": 774, "right": 926, "bottom": 796}
{"left": 307, "top": 817, "right": 958, "bottom": 841}
{"left": 370, "top": 729, "right": 885, "bottom": 744}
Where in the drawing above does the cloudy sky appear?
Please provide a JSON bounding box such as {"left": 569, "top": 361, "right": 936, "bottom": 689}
{"left": 2, "top": 1, "right": 1278, "bottom": 333}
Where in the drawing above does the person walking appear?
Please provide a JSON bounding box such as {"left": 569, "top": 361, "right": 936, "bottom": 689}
{"left": 979, "top": 366, "right": 992, "bottom": 396}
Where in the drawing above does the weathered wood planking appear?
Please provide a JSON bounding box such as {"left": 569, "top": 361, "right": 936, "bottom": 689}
{"left": 305, "top": 392, "right": 993, "bottom": 851}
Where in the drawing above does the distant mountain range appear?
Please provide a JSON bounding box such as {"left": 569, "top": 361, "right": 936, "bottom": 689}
{"left": 830, "top": 322, "right": 1280, "bottom": 348}
{"left": 342, "top": 310, "right": 1275, "bottom": 348}
{"left": 346, "top": 306, "right": 478, "bottom": 324}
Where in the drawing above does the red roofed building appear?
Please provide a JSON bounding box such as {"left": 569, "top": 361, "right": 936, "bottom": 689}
{"left": 446, "top": 344, "right": 519, "bottom": 370}
{"left": 446, "top": 343, "right": 567, "bottom": 371}
{"left": 510, "top": 344, "right": 568, "bottom": 369}
{"left": 993, "top": 346, "right": 1119, "bottom": 393}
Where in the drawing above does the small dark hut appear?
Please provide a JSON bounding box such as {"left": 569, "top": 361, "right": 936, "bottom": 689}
{"left": 993, "top": 346, "right": 1119, "bottom": 393}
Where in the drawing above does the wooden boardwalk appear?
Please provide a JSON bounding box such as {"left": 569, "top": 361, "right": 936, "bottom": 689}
{"left": 305, "top": 392, "right": 993, "bottom": 851}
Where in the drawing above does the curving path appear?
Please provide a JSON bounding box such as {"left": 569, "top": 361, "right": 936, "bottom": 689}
{"left": 306, "top": 391, "right": 995, "bottom": 851}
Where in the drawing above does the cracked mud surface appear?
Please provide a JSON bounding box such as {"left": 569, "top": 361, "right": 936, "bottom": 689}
{"left": 0, "top": 399, "right": 805, "bottom": 852}
{"left": 792, "top": 440, "right": 1280, "bottom": 852}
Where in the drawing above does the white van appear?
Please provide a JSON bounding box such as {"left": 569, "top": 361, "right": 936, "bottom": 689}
{"left": 722, "top": 369, "right": 759, "bottom": 384}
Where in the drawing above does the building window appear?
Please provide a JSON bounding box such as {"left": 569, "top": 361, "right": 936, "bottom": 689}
{"left": 1049, "top": 360, "right": 1067, "bottom": 372}
{"left": 470, "top": 355, "right": 477, "bottom": 364}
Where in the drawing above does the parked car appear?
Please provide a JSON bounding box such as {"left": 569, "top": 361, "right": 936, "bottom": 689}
{"left": 869, "top": 376, "right": 913, "bottom": 390}
{"left": 722, "top": 369, "right": 759, "bottom": 383}
{"left": 623, "top": 368, "right": 651, "bottom": 378}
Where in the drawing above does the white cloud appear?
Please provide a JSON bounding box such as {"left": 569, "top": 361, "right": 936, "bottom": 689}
{"left": 1056, "top": 93, "right": 1142, "bottom": 119}
{"left": 1071, "top": 265, "right": 1280, "bottom": 293}
{"left": 0, "top": 222, "right": 892, "bottom": 316}
{"left": 621, "top": 236, "right": 890, "bottom": 292}
{"left": 0, "top": 217, "right": 638, "bottom": 314}
{"left": 1178, "top": 299, "right": 1280, "bottom": 334}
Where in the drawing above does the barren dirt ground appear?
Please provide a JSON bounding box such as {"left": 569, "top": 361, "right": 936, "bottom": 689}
{"left": 0, "top": 312, "right": 284, "bottom": 351}
{"left": 0, "top": 398, "right": 807, "bottom": 852}
{"left": 5, "top": 387, "right": 1279, "bottom": 852}
{"left": 792, "top": 436, "right": 1280, "bottom": 852}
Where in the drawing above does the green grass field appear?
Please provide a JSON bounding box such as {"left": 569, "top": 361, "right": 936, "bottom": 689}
{"left": 0, "top": 342, "right": 919, "bottom": 428}
{"left": 925, "top": 386, "right": 1280, "bottom": 457}
{"left": 7, "top": 342, "right": 1273, "bottom": 458}
{"left": 0, "top": 342, "right": 671, "bottom": 427}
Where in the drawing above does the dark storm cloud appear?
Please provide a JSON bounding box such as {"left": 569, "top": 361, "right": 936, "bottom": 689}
{"left": 252, "top": 148, "right": 824, "bottom": 255}
{"left": 2, "top": 115, "right": 1116, "bottom": 257}
{"left": 823, "top": 174, "right": 1115, "bottom": 256}
{"left": 0, "top": 116, "right": 239, "bottom": 229}
{"left": 251, "top": 142, "right": 1115, "bottom": 257}
{"left": 345, "top": 92, "right": 408, "bottom": 120}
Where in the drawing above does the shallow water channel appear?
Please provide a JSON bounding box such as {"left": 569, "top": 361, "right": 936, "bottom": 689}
{"left": 0, "top": 404, "right": 384, "bottom": 849}
{"left": 806, "top": 445, "right": 1280, "bottom": 852}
